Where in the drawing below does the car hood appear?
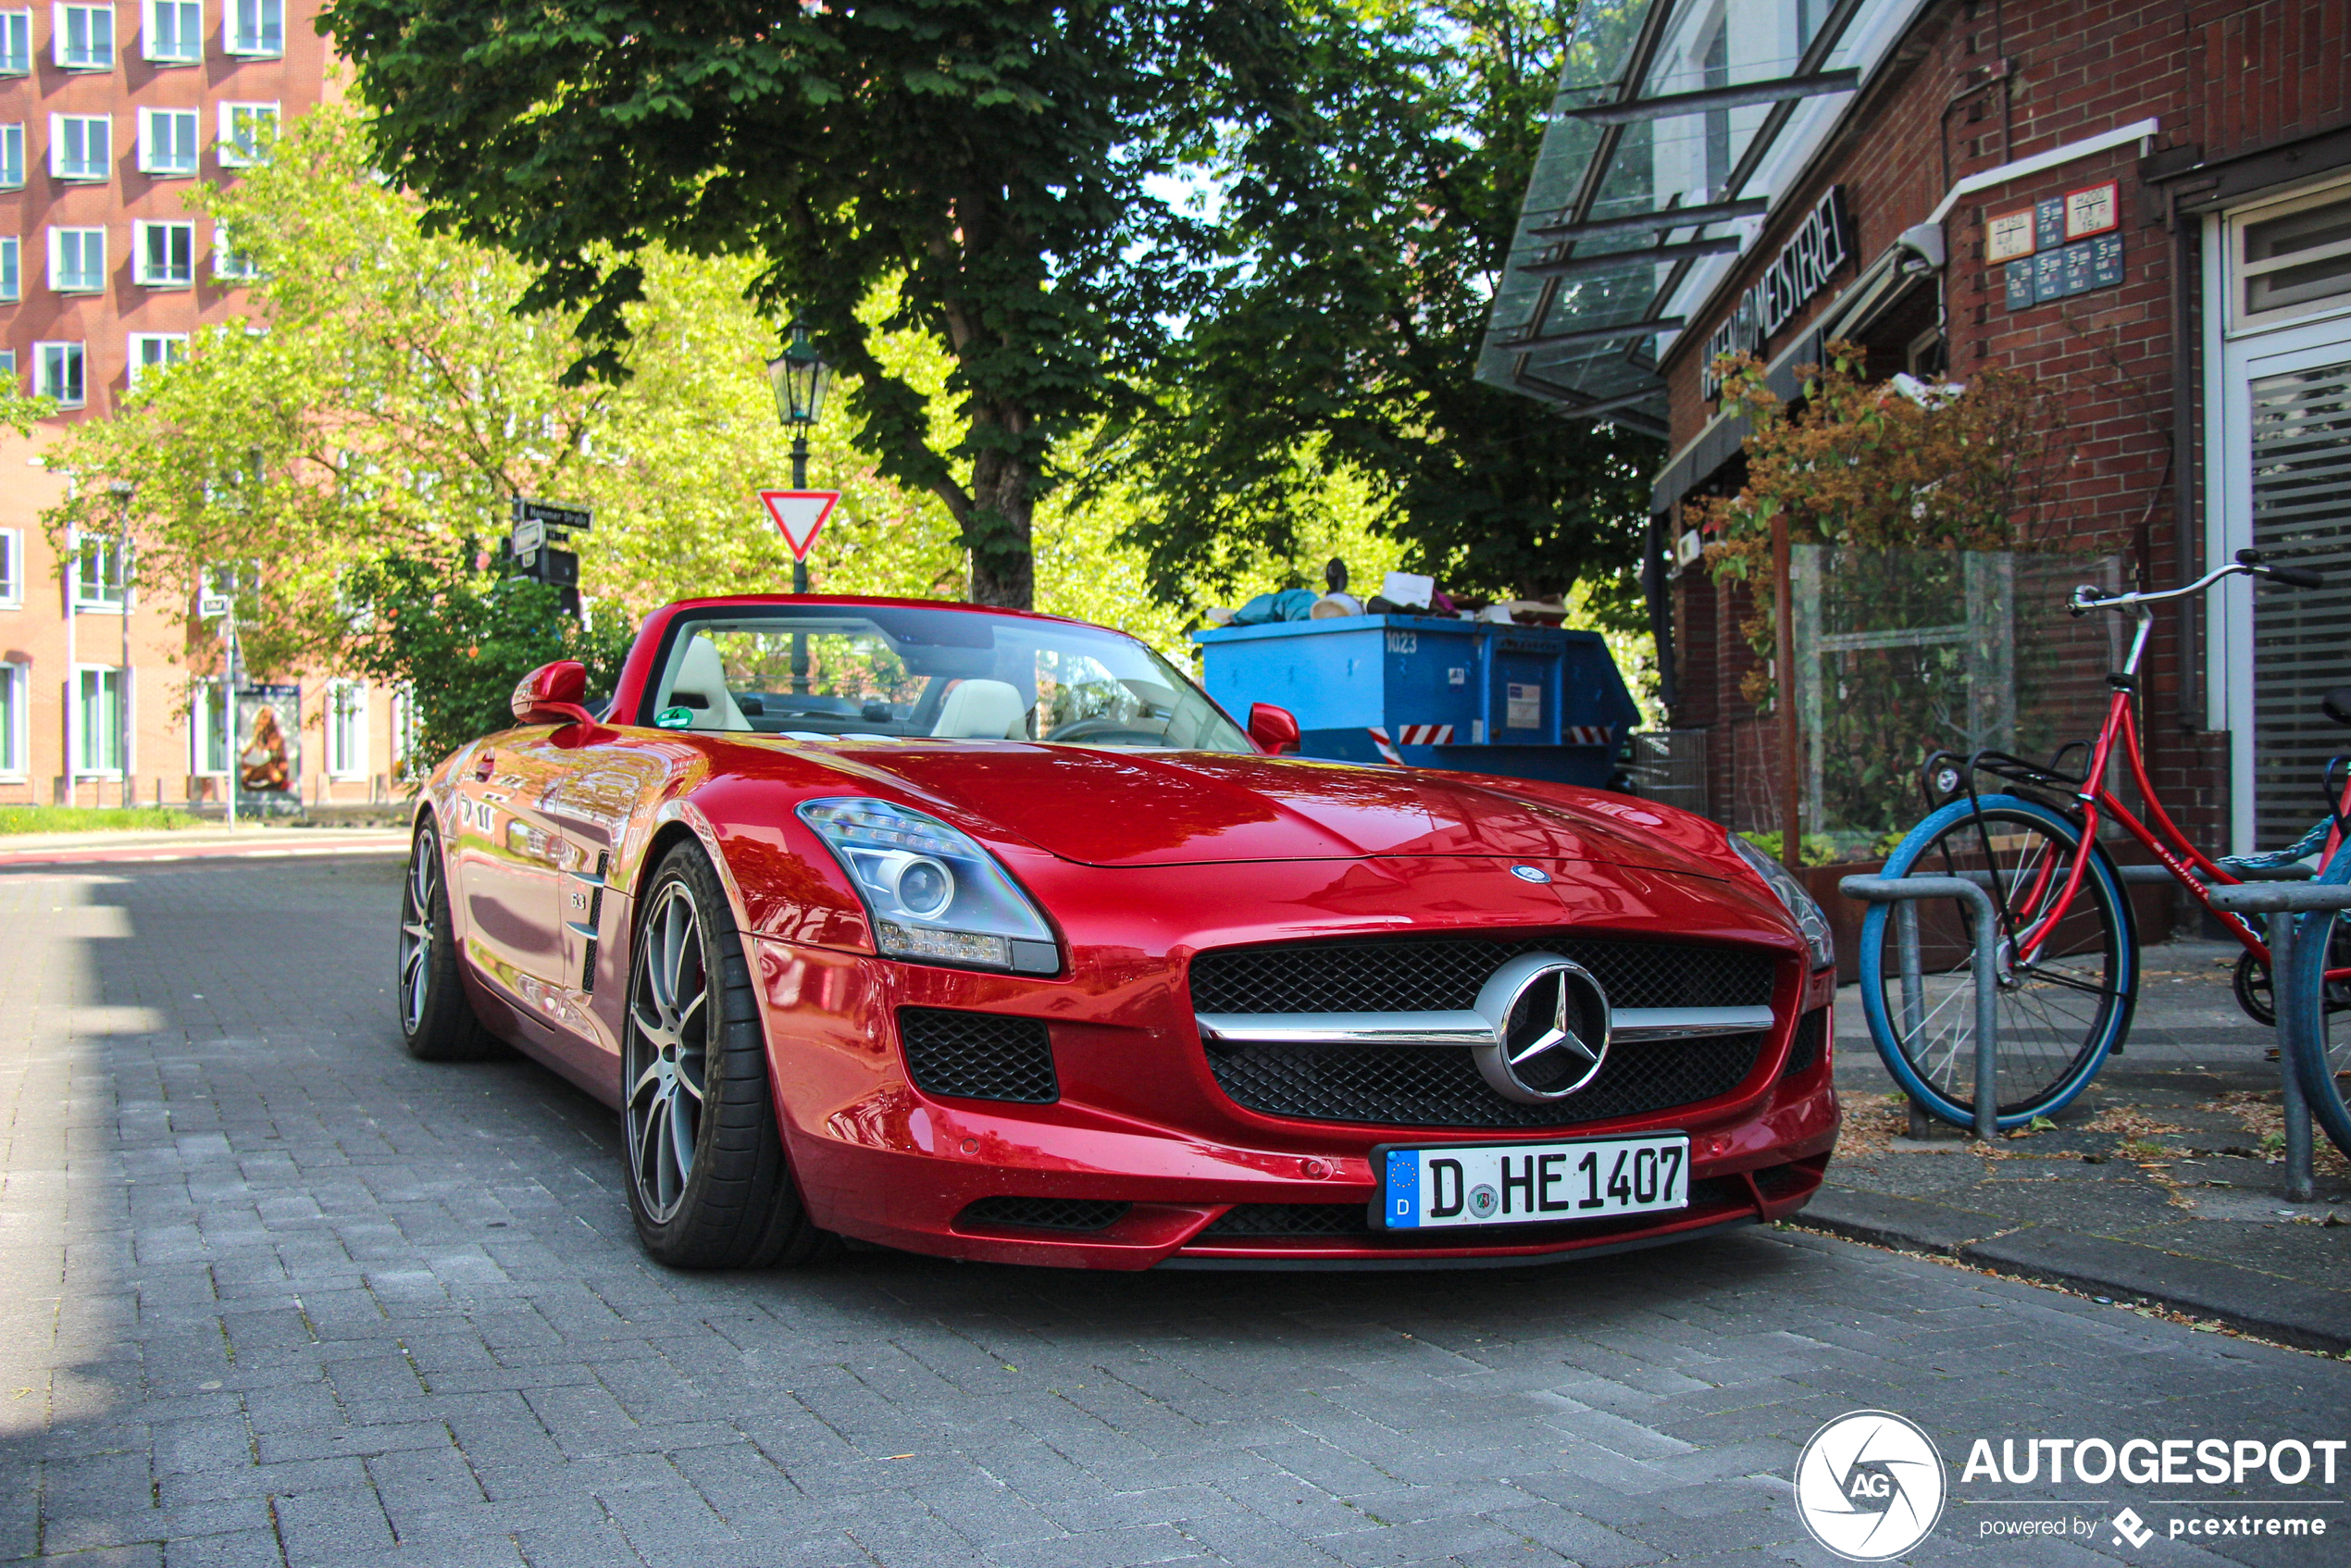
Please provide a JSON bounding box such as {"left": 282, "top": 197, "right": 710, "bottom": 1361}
{"left": 797, "top": 742, "right": 1736, "bottom": 877}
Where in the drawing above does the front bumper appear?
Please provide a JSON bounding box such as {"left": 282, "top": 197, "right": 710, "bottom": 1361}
{"left": 745, "top": 856, "right": 1839, "bottom": 1271}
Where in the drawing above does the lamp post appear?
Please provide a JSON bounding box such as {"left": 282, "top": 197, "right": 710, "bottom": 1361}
{"left": 765, "top": 318, "right": 835, "bottom": 694}
{"left": 109, "top": 479, "right": 135, "bottom": 809}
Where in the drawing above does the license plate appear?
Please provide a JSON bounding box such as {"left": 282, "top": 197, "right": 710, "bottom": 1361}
{"left": 1374, "top": 1133, "right": 1689, "bottom": 1230}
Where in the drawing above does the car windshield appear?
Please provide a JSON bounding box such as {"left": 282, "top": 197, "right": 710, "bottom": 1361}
{"left": 642, "top": 604, "right": 1252, "bottom": 753}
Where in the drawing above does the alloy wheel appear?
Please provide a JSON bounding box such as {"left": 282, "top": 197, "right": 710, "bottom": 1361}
{"left": 398, "top": 841, "right": 438, "bottom": 1036}
{"left": 626, "top": 880, "right": 710, "bottom": 1225}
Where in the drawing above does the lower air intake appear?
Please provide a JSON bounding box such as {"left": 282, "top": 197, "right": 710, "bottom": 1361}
{"left": 899, "top": 1008, "right": 1058, "bottom": 1103}
{"left": 955, "top": 1197, "right": 1129, "bottom": 1233}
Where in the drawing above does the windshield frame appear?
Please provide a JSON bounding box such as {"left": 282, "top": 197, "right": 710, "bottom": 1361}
{"left": 627, "top": 600, "right": 1254, "bottom": 753}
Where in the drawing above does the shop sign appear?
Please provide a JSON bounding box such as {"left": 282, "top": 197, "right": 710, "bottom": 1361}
{"left": 1701, "top": 187, "right": 1851, "bottom": 400}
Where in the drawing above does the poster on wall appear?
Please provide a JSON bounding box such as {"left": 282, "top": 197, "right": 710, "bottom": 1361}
{"left": 236, "top": 684, "right": 301, "bottom": 815}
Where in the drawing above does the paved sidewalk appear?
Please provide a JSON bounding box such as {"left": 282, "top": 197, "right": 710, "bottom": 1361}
{"left": 0, "top": 828, "right": 410, "bottom": 867}
{"left": 1804, "top": 939, "right": 2351, "bottom": 1350}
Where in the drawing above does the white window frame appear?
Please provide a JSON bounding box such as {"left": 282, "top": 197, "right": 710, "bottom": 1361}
{"left": 2227, "top": 176, "right": 2351, "bottom": 336}
{"left": 135, "top": 106, "right": 196, "bottom": 176}
{"left": 69, "top": 663, "right": 128, "bottom": 778}
{"left": 0, "top": 10, "right": 29, "bottom": 75}
{"left": 127, "top": 331, "right": 187, "bottom": 385}
{"left": 48, "top": 112, "right": 110, "bottom": 181}
{"left": 0, "top": 236, "right": 19, "bottom": 303}
{"left": 47, "top": 227, "right": 105, "bottom": 293}
{"left": 141, "top": 0, "right": 199, "bottom": 63}
{"left": 225, "top": 0, "right": 279, "bottom": 56}
{"left": 0, "top": 527, "right": 19, "bottom": 607}
{"left": 217, "top": 101, "right": 278, "bottom": 168}
{"left": 0, "top": 659, "right": 26, "bottom": 780}
{"left": 212, "top": 222, "right": 257, "bottom": 280}
{"left": 132, "top": 220, "right": 192, "bottom": 287}
{"left": 0, "top": 123, "right": 21, "bottom": 188}
{"left": 32, "top": 340, "right": 85, "bottom": 405}
{"left": 68, "top": 529, "right": 127, "bottom": 612}
{"left": 50, "top": 2, "right": 110, "bottom": 70}
{"left": 191, "top": 678, "right": 230, "bottom": 778}
{"left": 324, "top": 678, "right": 367, "bottom": 778}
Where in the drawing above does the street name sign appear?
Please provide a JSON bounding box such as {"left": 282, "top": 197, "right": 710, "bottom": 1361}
{"left": 759, "top": 490, "right": 840, "bottom": 561}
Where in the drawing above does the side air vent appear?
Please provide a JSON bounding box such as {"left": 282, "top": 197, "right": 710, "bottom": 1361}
{"left": 898, "top": 1008, "right": 1059, "bottom": 1103}
{"left": 955, "top": 1197, "right": 1128, "bottom": 1232}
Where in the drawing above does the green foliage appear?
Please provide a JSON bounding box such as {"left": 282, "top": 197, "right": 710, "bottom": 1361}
{"left": 1735, "top": 830, "right": 1842, "bottom": 869}
{"left": 1114, "top": 0, "right": 1659, "bottom": 616}
{"left": 0, "top": 805, "right": 206, "bottom": 835}
{"left": 317, "top": 0, "right": 1298, "bottom": 607}
{"left": 340, "top": 551, "right": 635, "bottom": 775}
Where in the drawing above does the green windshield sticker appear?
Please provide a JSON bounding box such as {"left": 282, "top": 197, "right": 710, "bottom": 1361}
{"left": 655, "top": 706, "right": 693, "bottom": 729}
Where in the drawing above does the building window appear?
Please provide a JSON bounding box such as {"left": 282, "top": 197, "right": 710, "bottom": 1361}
{"left": 72, "top": 533, "right": 126, "bottom": 609}
{"left": 71, "top": 665, "right": 127, "bottom": 775}
{"left": 2234, "top": 183, "right": 2351, "bottom": 329}
{"left": 0, "top": 527, "right": 19, "bottom": 605}
{"left": 127, "top": 332, "right": 187, "bottom": 385}
{"left": 226, "top": 0, "right": 279, "bottom": 56}
{"left": 325, "top": 679, "right": 366, "bottom": 778}
{"left": 213, "top": 223, "right": 257, "bottom": 280}
{"left": 0, "top": 351, "right": 15, "bottom": 384}
{"left": 133, "top": 220, "right": 192, "bottom": 287}
{"left": 0, "top": 236, "right": 18, "bottom": 302}
{"left": 0, "top": 10, "right": 28, "bottom": 75}
{"left": 1700, "top": 19, "right": 1730, "bottom": 200}
{"left": 33, "top": 341, "right": 84, "bottom": 404}
{"left": 47, "top": 226, "right": 105, "bottom": 292}
{"left": 137, "top": 107, "right": 196, "bottom": 176}
{"left": 142, "top": 0, "right": 199, "bottom": 63}
{"left": 218, "top": 102, "right": 278, "bottom": 167}
{"left": 0, "top": 660, "right": 23, "bottom": 778}
{"left": 192, "top": 679, "right": 229, "bottom": 776}
{"left": 50, "top": 113, "right": 111, "bottom": 181}
{"left": 53, "top": 2, "right": 111, "bottom": 69}
{"left": 0, "top": 123, "right": 20, "bottom": 188}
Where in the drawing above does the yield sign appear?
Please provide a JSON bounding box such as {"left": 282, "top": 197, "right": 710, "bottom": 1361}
{"left": 758, "top": 490, "right": 840, "bottom": 561}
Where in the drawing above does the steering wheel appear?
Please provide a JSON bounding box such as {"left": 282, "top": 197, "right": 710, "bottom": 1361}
{"left": 1042, "top": 716, "right": 1168, "bottom": 746}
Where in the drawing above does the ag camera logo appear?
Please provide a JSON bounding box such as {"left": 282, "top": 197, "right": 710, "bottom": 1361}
{"left": 1795, "top": 1410, "right": 1948, "bottom": 1561}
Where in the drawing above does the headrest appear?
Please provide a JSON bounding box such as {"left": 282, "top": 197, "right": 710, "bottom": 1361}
{"left": 931, "top": 678, "right": 1027, "bottom": 740}
{"left": 668, "top": 636, "right": 752, "bottom": 731}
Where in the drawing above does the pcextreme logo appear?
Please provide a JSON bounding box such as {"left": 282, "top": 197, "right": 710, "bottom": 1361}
{"left": 1793, "top": 1410, "right": 1948, "bottom": 1561}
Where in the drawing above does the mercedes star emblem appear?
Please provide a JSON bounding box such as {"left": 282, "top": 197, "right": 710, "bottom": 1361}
{"left": 1469, "top": 952, "right": 1612, "bottom": 1103}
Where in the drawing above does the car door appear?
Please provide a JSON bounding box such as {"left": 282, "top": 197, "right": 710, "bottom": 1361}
{"left": 452, "top": 733, "right": 573, "bottom": 995}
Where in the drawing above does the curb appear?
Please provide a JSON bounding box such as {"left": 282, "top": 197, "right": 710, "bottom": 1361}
{"left": 1792, "top": 1187, "right": 2351, "bottom": 1356}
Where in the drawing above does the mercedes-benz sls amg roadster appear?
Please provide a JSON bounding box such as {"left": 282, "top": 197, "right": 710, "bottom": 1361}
{"left": 395, "top": 595, "right": 1839, "bottom": 1270}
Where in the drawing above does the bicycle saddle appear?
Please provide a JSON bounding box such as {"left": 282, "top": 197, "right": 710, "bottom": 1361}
{"left": 2326, "top": 686, "right": 2351, "bottom": 728}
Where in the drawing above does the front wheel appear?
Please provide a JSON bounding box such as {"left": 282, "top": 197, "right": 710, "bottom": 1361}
{"left": 1857, "top": 795, "right": 2136, "bottom": 1129}
{"left": 397, "top": 822, "right": 497, "bottom": 1062}
{"left": 2283, "top": 852, "right": 2351, "bottom": 1161}
{"left": 621, "top": 841, "right": 832, "bottom": 1269}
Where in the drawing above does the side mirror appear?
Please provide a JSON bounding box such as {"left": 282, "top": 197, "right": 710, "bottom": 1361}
{"left": 511, "top": 660, "right": 598, "bottom": 728}
{"left": 1248, "top": 702, "right": 1301, "bottom": 755}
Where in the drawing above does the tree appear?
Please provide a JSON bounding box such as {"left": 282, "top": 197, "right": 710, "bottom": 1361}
{"left": 316, "top": 0, "right": 1298, "bottom": 609}
{"left": 1114, "top": 0, "right": 1660, "bottom": 616}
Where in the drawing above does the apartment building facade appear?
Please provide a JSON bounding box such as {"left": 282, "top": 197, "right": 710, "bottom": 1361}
{"left": 0, "top": 0, "right": 408, "bottom": 811}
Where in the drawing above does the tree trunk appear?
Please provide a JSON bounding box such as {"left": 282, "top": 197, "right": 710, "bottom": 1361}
{"left": 960, "top": 417, "right": 1036, "bottom": 609}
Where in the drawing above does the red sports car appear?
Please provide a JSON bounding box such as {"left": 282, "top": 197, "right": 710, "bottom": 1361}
{"left": 397, "top": 595, "right": 1839, "bottom": 1270}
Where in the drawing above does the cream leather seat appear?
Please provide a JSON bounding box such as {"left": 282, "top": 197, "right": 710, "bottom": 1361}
{"left": 666, "top": 636, "right": 753, "bottom": 731}
{"left": 930, "top": 678, "right": 1027, "bottom": 740}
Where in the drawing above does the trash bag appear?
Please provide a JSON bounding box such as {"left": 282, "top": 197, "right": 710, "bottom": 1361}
{"left": 1228, "top": 588, "right": 1322, "bottom": 626}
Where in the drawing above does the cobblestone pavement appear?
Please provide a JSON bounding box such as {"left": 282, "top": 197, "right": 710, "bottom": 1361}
{"left": 4, "top": 856, "right": 2347, "bottom": 1568}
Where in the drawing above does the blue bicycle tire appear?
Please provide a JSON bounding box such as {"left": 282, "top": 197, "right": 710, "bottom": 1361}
{"left": 2283, "top": 848, "right": 2351, "bottom": 1161}
{"left": 1858, "top": 794, "right": 2137, "bottom": 1130}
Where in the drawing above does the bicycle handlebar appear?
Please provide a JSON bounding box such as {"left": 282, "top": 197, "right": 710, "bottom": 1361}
{"left": 2069, "top": 550, "right": 2325, "bottom": 616}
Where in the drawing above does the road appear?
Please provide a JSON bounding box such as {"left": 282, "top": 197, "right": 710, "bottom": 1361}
{"left": 2, "top": 852, "right": 2345, "bottom": 1568}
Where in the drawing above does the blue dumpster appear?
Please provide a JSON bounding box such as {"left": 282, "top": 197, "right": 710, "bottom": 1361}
{"left": 1191, "top": 614, "right": 1640, "bottom": 786}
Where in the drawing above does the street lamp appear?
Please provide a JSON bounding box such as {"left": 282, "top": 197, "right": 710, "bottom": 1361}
{"left": 766, "top": 318, "right": 834, "bottom": 696}
{"left": 109, "top": 479, "right": 135, "bottom": 810}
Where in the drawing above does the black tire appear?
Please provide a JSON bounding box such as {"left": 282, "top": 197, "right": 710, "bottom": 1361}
{"left": 622, "top": 841, "right": 831, "bottom": 1269}
{"left": 398, "top": 822, "right": 498, "bottom": 1062}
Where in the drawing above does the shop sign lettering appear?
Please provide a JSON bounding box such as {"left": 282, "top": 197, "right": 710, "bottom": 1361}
{"left": 1701, "top": 188, "right": 1851, "bottom": 400}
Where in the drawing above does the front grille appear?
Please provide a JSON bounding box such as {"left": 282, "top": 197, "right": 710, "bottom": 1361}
{"left": 898, "top": 1008, "right": 1058, "bottom": 1103}
{"left": 1782, "top": 1008, "right": 1828, "bottom": 1078}
{"left": 1205, "top": 1032, "right": 1766, "bottom": 1129}
{"left": 1188, "top": 935, "right": 1775, "bottom": 1015}
{"left": 1199, "top": 1177, "right": 1749, "bottom": 1241}
{"left": 955, "top": 1197, "right": 1128, "bottom": 1232}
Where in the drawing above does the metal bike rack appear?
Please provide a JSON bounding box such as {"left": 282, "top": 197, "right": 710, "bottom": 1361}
{"left": 2206, "top": 882, "right": 2351, "bottom": 1205}
{"left": 1841, "top": 876, "right": 2003, "bottom": 1143}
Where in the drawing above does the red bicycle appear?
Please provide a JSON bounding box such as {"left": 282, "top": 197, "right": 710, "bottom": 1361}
{"left": 1856, "top": 548, "right": 2345, "bottom": 1130}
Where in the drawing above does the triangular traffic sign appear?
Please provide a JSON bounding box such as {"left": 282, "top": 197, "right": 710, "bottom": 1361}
{"left": 758, "top": 490, "right": 840, "bottom": 561}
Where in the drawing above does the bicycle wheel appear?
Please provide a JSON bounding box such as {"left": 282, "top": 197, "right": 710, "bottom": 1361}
{"left": 2283, "top": 850, "right": 2351, "bottom": 1161}
{"left": 1858, "top": 794, "right": 2137, "bottom": 1129}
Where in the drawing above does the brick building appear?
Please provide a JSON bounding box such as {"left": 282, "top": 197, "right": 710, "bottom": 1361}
{"left": 1478, "top": 0, "right": 2351, "bottom": 864}
{"left": 0, "top": 1, "right": 404, "bottom": 811}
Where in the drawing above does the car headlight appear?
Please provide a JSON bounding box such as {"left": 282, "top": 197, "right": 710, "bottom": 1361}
{"left": 1728, "top": 833, "right": 1837, "bottom": 971}
{"left": 798, "top": 798, "right": 1060, "bottom": 975}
